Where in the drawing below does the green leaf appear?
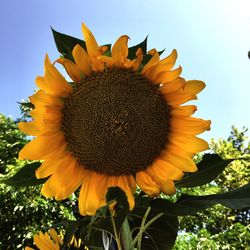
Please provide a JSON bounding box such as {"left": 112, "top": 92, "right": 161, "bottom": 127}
{"left": 166, "top": 182, "right": 250, "bottom": 216}
{"left": 0, "top": 162, "right": 47, "bottom": 187}
{"left": 128, "top": 36, "right": 148, "bottom": 60}
{"left": 106, "top": 186, "right": 129, "bottom": 212}
{"left": 130, "top": 199, "right": 179, "bottom": 250}
{"left": 176, "top": 154, "right": 233, "bottom": 188}
{"left": 91, "top": 187, "right": 129, "bottom": 238}
{"left": 102, "top": 43, "right": 112, "bottom": 56}
{"left": 51, "top": 27, "right": 86, "bottom": 61}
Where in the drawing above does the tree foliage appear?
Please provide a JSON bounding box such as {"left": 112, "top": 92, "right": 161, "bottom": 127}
{"left": 173, "top": 126, "right": 250, "bottom": 249}
{"left": 0, "top": 114, "right": 27, "bottom": 174}
{"left": 0, "top": 113, "right": 76, "bottom": 249}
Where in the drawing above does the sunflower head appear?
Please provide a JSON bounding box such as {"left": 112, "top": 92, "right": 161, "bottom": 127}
{"left": 25, "top": 229, "right": 84, "bottom": 250}
{"left": 19, "top": 23, "right": 211, "bottom": 216}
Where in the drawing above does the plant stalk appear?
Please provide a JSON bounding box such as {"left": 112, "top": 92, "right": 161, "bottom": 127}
{"left": 120, "top": 217, "right": 133, "bottom": 250}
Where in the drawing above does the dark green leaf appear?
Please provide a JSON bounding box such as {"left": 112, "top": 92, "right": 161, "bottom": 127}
{"left": 128, "top": 36, "right": 148, "bottom": 60}
{"left": 102, "top": 43, "right": 112, "bottom": 56}
{"left": 131, "top": 201, "right": 179, "bottom": 250}
{"left": 0, "top": 162, "right": 47, "bottom": 187}
{"left": 167, "top": 182, "right": 250, "bottom": 216}
{"left": 176, "top": 154, "right": 233, "bottom": 188}
{"left": 91, "top": 187, "right": 129, "bottom": 237}
{"left": 106, "top": 186, "right": 129, "bottom": 212}
{"left": 51, "top": 27, "right": 86, "bottom": 61}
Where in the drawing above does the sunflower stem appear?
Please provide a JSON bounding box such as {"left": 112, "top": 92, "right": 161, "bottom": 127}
{"left": 111, "top": 213, "right": 122, "bottom": 250}
{"left": 120, "top": 217, "right": 134, "bottom": 250}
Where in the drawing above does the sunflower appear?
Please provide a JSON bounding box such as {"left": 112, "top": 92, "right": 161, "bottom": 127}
{"left": 25, "top": 229, "right": 62, "bottom": 250}
{"left": 25, "top": 229, "right": 84, "bottom": 250}
{"left": 19, "top": 23, "right": 211, "bottom": 216}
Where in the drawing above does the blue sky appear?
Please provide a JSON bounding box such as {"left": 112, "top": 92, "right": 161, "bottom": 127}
{"left": 1, "top": 0, "right": 250, "bottom": 141}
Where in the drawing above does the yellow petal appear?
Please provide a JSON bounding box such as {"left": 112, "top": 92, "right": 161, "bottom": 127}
{"left": 159, "top": 49, "right": 177, "bottom": 70}
{"left": 19, "top": 132, "right": 66, "bottom": 160}
{"left": 144, "top": 49, "right": 178, "bottom": 80}
{"left": 142, "top": 51, "right": 160, "bottom": 74}
{"left": 99, "top": 45, "right": 108, "bottom": 54}
{"left": 107, "top": 175, "right": 136, "bottom": 211}
{"left": 90, "top": 56, "right": 105, "bottom": 72}
{"left": 170, "top": 105, "right": 197, "bottom": 117}
{"left": 158, "top": 180, "right": 176, "bottom": 195}
{"left": 154, "top": 66, "right": 182, "bottom": 84}
{"left": 147, "top": 159, "right": 183, "bottom": 195}
{"left": 29, "top": 90, "right": 63, "bottom": 108}
{"left": 97, "top": 55, "right": 115, "bottom": 67}
{"left": 36, "top": 157, "right": 63, "bottom": 179}
{"left": 163, "top": 90, "right": 197, "bottom": 106}
{"left": 170, "top": 117, "right": 211, "bottom": 135}
{"left": 72, "top": 44, "right": 91, "bottom": 76}
{"left": 54, "top": 58, "right": 81, "bottom": 82}
{"left": 79, "top": 171, "right": 108, "bottom": 215}
{"left": 49, "top": 229, "right": 63, "bottom": 245}
{"left": 34, "top": 232, "right": 58, "bottom": 250}
{"left": 112, "top": 35, "right": 129, "bottom": 67}
{"left": 18, "top": 121, "right": 42, "bottom": 136}
{"left": 160, "top": 147, "right": 197, "bottom": 172}
{"left": 184, "top": 80, "right": 205, "bottom": 95}
{"left": 148, "top": 49, "right": 157, "bottom": 55}
{"left": 41, "top": 54, "right": 72, "bottom": 97}
{"left": 147, "top": 159, "right": 184, "bottom": 182}
{"left": 41, "top": 154, "right": 84, "bottom": 200}
{"left": 136, "top": 171, "right": 160, "bottom": 196}
{"left": 160, "top": 77, "right": 185, "bottom": 94}
{"left": 131, "top": 48, "right": 143, "bottom": 71}
{"left": 169, "top": 134, "right": 209, "bottom": 154}
{"left": 81, "top": 22, "right": 100, "bottom": 57}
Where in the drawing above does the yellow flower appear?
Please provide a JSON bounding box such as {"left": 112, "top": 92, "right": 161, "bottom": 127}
{"left": 25, "top": 229, "right": 62, "bottom": 250}
{"left": 19, "top": 23, "right": 211, "bottom": 216}
{"left": 25, "top": 229, "right": 84, "bottom": 250}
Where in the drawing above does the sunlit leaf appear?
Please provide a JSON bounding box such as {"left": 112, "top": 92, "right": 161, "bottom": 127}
{"left": 128, "top": 36, "right": 148, "bottom": 60}
{"left": 0, "top": 162, "right": 46, "bottom": 187}
{"left": 164, "top": 182, "right": 250, "bottom": 216}
{"left": 176, "top": 154, "right": 233, "bottom": 188}
{"left": 51, "top": 28, "right": 86, "bottom": 61}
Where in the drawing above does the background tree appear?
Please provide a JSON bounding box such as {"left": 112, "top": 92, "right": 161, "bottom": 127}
{"left": 173, "top": 126, "right": 250, "bottom": 249}
{"left": 0, "top": 114, "right": 27, "bottom": 174}
{"left": 0, "top": 113, "right": 77, "bottom": 249}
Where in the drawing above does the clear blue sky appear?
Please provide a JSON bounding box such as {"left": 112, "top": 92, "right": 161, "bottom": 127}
{"left": 1, "top": 0, "right": 250, "bottom": 141}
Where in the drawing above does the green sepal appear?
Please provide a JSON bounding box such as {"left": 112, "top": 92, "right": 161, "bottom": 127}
{"left": 128, "top": 36, "right": 148, "bottom": 60}
{"left": 176, "top": 154, "right": 233, "bottom": 188}
{"left": 154, "top": 182, "right": 250, "bottom": 216}
{"left": 51, "top": 27, "right": 86, "bottom": 62}
{"left": 0, "top": 162, "right": 47, "bottom": 187}
{"left": 51, "top": 28, "right": 112, "bottom": 62}
{"left": 106, "top": 186, "right": 130, "bottom": 212}
{"left": 102, "top": 44, "right": 112, "bottom": 57}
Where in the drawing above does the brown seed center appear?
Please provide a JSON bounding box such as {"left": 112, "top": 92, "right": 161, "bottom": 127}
{"left": 62, "top": 68, "right": 169, "bottom": 176}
